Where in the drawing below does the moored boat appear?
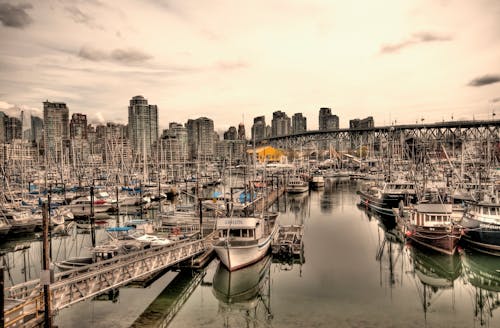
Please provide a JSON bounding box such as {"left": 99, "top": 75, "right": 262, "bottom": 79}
{"left": 461, "top": 194, "right": 500, "bottom": 255}
{"left": 396, "top": 202, "right": 462, "bottom": 255}
{"left": 213, "top": 215, "right": 279, "bottom": 271}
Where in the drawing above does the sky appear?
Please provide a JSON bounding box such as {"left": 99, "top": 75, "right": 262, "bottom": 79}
{"left": 0, "top": 0, "right": 499, "bottom": 133}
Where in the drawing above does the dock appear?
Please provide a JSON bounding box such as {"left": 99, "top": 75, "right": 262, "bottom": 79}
{"left": 272, "top": 225, "right": 305, "bottom": 259}
{"left": 3, "top": 232, "right": 217, "bottom": 327}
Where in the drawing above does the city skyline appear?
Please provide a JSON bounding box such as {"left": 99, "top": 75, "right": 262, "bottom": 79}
{"left": 1, "top": 0, "right": 499, "bottom": 131}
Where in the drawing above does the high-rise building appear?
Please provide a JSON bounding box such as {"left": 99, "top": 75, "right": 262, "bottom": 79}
{"left": 350, "top": 116, "right": 374, "bottom": 129}
{"left": 223, "top": 126, "right": 238, "bottom": 140}
{"left": 6, "top": 116, "right": 22, "bottom": 142}
{"left": 0, "top": 112, "right": 7, "bottom": 143}
{"left": 318, "top": 107, "right": 339, "bottom": 130}
{"left": 70, "top": 113, "right": 88, "bottom": 139}
{"left": 102, "top": 123, "right": 131, "bottom": 165}
{"left": 251, "top": 116, "right": 267, "bottom": 141}
{"left": 271, "top": 110, "right": 291, "bottom": 137}
{"left": 43, "top": 100, "right": 69, "bottom": 163}
{"left": 292, "top": 113, "right": 307, "bottom": 134}
{"left": 158, "top": 122, "right": 188, "bottom": 163}
{"left": 186, "top": 117, "right": 215, "bottom": 161}
{"left": 128, "top": 95, "right": 158, "bottom": 158}
{"left": 30, "top": 115, "right": 43, "bottom": 145}
{"left": 237, "top": 123, "right": 246, "bottom": 140}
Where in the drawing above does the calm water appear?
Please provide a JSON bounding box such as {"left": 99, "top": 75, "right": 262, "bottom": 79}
{"left": 3, "top": 179, "right": 499, "bottom": 327}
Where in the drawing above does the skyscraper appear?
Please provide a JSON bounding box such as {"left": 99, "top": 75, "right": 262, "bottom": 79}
{"left": 251, "top": 116, "right": 267, "bottom": 141}
{"left": 223, "top": 126, "right": 238, "bottom": 140}
{"left": 271, "top": 110, "right": 291, "bottom": 137}
{"left": 292, "top": 113, "right": 307, "bottom": 134}
{"left": 6, "top": 116, "right": 22, "bottom": 142}
{"left": 237, "top": 123, "right": 246, "bottom": 140}
{"left": 43, "top": 100, "right": 69, "bottom": 163}
{"left": 128, "top": 95, "right": 158, "bottom": 158}
{"left": 30, "top": 115, "right": 43, "bottom": 145}
{"left": 186, "top": 117, "right": 215, "bottom": 161}
{"left": 70, "top": 113, "right": 88, "bottom": 139}
{"left": 318, "top": 107, "right": 339, "bottom": 130}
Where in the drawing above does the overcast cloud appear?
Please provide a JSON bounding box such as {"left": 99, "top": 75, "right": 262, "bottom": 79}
{"left": 0, "top": 0, "right": 499, "bottom": 131}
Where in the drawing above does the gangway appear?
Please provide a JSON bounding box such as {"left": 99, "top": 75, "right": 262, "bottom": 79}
{"left": 4, "top": 233, "right": 216, "bottom": 327}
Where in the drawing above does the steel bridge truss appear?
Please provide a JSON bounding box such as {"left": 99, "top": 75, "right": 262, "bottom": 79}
{"left": 265, "top": 120, "right": 500, "bottom": 150}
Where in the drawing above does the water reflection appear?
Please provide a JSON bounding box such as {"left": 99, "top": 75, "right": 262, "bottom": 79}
{"left": 462, "top": 250, "right": 500, "bottom": 327}
{"left": 408, "top": 245, "right": 462, "bottom": 318}
{"left": 212, "top": 256, "right": 272, "bottom": 327}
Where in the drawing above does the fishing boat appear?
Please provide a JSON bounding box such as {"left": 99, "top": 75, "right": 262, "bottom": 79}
{"left": 461, "top": 193, "right": 500, "bottom": 255}
{"left": 286, "top": 175, "right": 309, "bottom": 193}
{"left": 213, "top": 215, "right": 279, "bottom": 271}
{"left": 357, "top": 180, "right": 418, "bottom": 217}
{"left": 396, "top": 202, "right": 462, "bottom": 255}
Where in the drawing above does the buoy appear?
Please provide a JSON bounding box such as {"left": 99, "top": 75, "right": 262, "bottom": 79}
{"left": 405, "top": 230, "right": 412, "bottom": 237}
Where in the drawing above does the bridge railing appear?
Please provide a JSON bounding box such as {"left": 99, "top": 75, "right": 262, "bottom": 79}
{"left": 5, "top": 234, "right": 214, "bottom": 300}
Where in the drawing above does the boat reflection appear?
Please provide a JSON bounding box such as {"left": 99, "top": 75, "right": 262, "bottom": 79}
{"left": 212, "top": 255, "right": 272, "bottom": 327}
{"left": 461, "top": 250, "right": 500, "bottom": 326}
{"left": 408, "top": 245, "right": 461, "bottom": 319}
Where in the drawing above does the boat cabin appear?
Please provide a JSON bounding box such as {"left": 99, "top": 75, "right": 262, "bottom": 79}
{"left": 411, "top": 204, "right": 454, "bottom": 227}
{"left": 216, "top": 217, "right": 262, "bottom": 241}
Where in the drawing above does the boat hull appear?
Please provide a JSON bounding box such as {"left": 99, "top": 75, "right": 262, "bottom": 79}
{"left": 214, "top": 225, "right": 278, "bottom": 271}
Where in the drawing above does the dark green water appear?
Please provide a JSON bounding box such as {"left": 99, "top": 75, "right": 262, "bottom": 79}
{"left": 34, "top": 180, "right": 500, "bottom": 327}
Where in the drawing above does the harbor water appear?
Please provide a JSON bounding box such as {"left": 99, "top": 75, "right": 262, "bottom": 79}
{"left": 3, "top": 179, "right": 499, "bottom": 327}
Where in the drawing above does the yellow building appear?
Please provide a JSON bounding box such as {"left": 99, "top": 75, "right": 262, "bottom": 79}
{"left": 246, "top": 146, "right": 285, "bottom": 163}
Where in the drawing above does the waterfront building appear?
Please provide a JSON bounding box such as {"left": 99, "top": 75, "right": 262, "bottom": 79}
{"left": 43, "top": 100, "right": 70, "bottom": 164}
{"left": 318, "top": 107, "right": 339, "bottom": 130}
{"left": 186, "top": 117, "right": 215, "bottom": 161}
{"left": 271, "top": 111, "right": 291, "bottom": 137}
{"left": 251, "top": 116, "right": 267, "bottom": 141}
{"left": 292, "top": 113, "right": 307, "bottom": 134}
{"left": 128, "top": 95, "right": 158, "bottom": 159}
{"left": 246, "top": 145, "right": 286, "bottom": 163}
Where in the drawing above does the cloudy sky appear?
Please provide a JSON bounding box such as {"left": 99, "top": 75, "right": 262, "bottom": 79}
{"left": 0, "top": 0, "right": 499, "bottom": 132}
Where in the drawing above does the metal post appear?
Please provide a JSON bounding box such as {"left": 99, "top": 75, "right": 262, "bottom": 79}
{"left": 42, "top": 203, "right": 52, "bottom": 328}
{"left": 90, "top": 184, "right": 95, "bottom": 248}
{"left": 1, "top": 265, "right": 4, "bottom": 328}
{"left": 198, "top": 198, "right": 203, "bottom": 238}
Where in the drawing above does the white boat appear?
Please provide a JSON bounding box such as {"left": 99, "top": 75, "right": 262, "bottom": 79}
{"left": 286, "top": 176, "right": 309, "bottom": 193}
{"left": 67, "top": 196, "right": 116, "bottom": 217}
{"left": 310, "top": 175, "right": 325, "bottom": 189}
{"left": 214, "top": 215, "right": 279, "bottom": 271}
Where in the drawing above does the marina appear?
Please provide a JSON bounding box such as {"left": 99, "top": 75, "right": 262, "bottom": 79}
{"left": 1, "top": 175, "right": 499, "bottom": 327}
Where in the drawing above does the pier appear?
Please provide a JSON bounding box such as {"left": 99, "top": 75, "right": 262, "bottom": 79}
{"left": 3, "top": 232, "right": 217, "bottom": 327}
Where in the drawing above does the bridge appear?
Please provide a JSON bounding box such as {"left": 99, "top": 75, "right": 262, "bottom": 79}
{"left": 4, "top": 234, "right": 216, "bottom": 327}
{"left": 259, "top": 119, "right": 500, "bottom": 150}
